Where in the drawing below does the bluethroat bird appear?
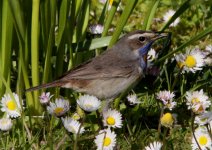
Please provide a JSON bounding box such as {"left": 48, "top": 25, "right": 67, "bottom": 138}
{"left": 26, "top": 30, "right": 168, "bottom": 100}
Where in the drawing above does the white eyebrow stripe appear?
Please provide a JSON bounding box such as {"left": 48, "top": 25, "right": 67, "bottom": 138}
{"left": 127, "top": 33, "right": 153, "bottom": 40}
{"left": 127, "top": 34, "right": 142, "bottom": 40}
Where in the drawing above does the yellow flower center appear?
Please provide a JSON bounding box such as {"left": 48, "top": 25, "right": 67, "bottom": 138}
{"left": 2, "top": 120, "right": 8, "bottom": 125}
{"left": 198, "top": 135, "right": 208, "bottom": 146}
{"left": 160, "top": 113, "right": 174, "bottom": 128}
{"left": 109, "top": 0, "right": 113, "bottom": 6}
{"left": 6, "top": 100, "right": 16, "bottom": 110}
{"left": 54, "top": 107, "right": 64, "bottom": 115}
{"left": 191, "top": 98, "right": 200, "bottom": 104}
{"left": 103, "top": 137, "right": 111, "bottom": 146}
{"left": 191, "top": 98, "right": 204, "bottom": 113}
{"left": 85, "top": 104, "right": 93, "bottom": 109}
{"left": 185, "top": 55, "right": 196, "bottom": 68}
{"left": 72, "top": 114, "right": 80, "bottom": 120}
{"left": 106, "top": 116, "right": 115, "bottom": 125}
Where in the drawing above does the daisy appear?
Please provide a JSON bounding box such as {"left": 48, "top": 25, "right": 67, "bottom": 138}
{"left": 204, "top": 56, "right": 212, "bottom": 66}
{"left": 103, "top": 109, "right": 122, "bottom": 128}
{"left": 156, "top": 90, "right": 175, "bottom": 103}
{"left": 175, "top": 53, "right": 185, "bottom": 69}
{"left": 205, "top": 45, "right": 212, "bottom": 53}
{"left": 39, "top": 92, "right": 53, "bottom": 105}
{"left": 77, "top": 95, "right": 101, "bottom": 112}
{"left": 145, "top": 141, "right": 163, "bottom": 150}
{"left": 0, "top": 93, "right": 21, "bottom": 118}
{"left": 99, "top": 0, "right": 114, "bottom": 9}
{"left": 0, "top": 118, "right": 13, "bottom": 131}
{"left": 47, "top": 98, "right": 70, "bottom": 117}
{"left": 192, "top": 127, "right": 212, "bottom": 150}
{"left": 186, "top": 89, "right": 210, "bottom": 114}
{"left": 163, "top": 10, "right": 180, "bottom": 27}
{"left": 204, "top": 45, "right": 212, "bottom": 66}
{"left": 94, "top": 128, "right": 116, "bottom": 150}
{"left": 156, "top": 90, "right": 176, "bottom": 110}
{"left": 147, "top": 48, "right": 158, "bottom": 67}
{"left": 62, "top": 117, "right": 85, "bottom": 134}
{"left": 127, "top": 93, "right": 141, "bottom": 105}
{"left": 175, "top": 48, "right": 205, "bottom": 73}
{"left": 199, "top": 111, "right": 212, "bottom": 123}
{"left": 160, "top": 113, "right": 175, "bottom": 128}
{"left": 194, "top": 115, "right": 208, "bottom": 126}
{"left": 89, "top": 24, "right": 104, "bottom": 34}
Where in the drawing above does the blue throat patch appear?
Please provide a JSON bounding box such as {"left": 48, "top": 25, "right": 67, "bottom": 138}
{"left": 139, "top": 41, "right": 153, "bottom": 69}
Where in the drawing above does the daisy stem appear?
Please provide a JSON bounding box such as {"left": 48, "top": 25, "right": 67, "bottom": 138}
{"left": 158, "top": 106, "right": 164, "bottom": 135}
{"left": 96, "top": 110, "right": 104, "bottom": 129}
{"left": 74, "top": 114, "right": 86, "bottom": 150}
{"left": 163, "top": 65, "right": 170, "bottom": 90}
{"left": 73, "top": 134, "right": 78, "bottom": 150}
{"left": 170, "top": 67, "right": 183, "bottom": 91}
{"left": 162, "top": 128, "right": 168, "bottom": 150}
{"left": 191, "top": 112, "right": 202, "bottom": 150}
{"left": 206, "top": 125, "right": 212, "bottom": 141}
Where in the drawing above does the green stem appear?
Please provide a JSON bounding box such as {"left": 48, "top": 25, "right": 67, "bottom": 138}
{"left": 0, "top": 0, "right": 13, "bottom": 97}
{"left": 109, "top": 0, "right": 138, "bottom": 47}
{"left": 42, "top": 0, "right": 56, "bottom": 86}
{"left": 31, "top": 0, "right": 41, "bottom": 114}
{"left": 142, "top": 0, "right": 160, "bottom": 30}
{"left": 158, "top": 106, "right": 164, "bottom": 135}
{"left": 191, "top": 112, "right": 202, "bottom": 150}
{"left": 101, "top": 0, "right": 121, "bottom": 37}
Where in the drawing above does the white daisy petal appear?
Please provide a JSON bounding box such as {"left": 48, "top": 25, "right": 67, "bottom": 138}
{"left": 156, "top": 90, "right": 175, "bottom": 102}
{"left": 147, "top": 48, "right": 159, "bottom": 68}
{"left": 145, "top": 141, "right": 163, "bottom": 150}
{"left": 47, "top": 98, "right": 70, "bottom": 117}
{"left": 62, "top": 117, "right": 85, "bottom": 134}
{"left": 163, "top": 10, "right": 180, "bottom": 27}
{"left": 204, "top": 45, "right": 212, "bottom": 66}
{"left": 0, "top": 93, "right": 21, "bottom": 118}
{"left": 94, "top": 128, "right": 116, "bottom": 150}
{"left": 127, "top": 94, "right": 141, "bottom": 105}
{"left": 199, "top": 111, "right": 212, "bottom": 123}
{"left": 0, "top": 118, "right": 13, "bottom": 131}
{"left": 103, "top": 109, "right": 122, "bottom": 128}
{"left": 77, "top": 95, "right": 101, "bottom": 112}
{"left": 205, "top": 45, "right": 212, "bottom": 53}
{"left": 89, "top": 24, "right": 104, "bottom": 34}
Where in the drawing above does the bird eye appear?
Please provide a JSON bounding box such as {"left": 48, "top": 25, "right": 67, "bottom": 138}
{"left": 139, "top": 36, "right": 146, "bottom": 42}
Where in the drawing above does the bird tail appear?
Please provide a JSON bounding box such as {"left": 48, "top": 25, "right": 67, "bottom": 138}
{"left": 25, "top": 80, "right": 62, "bottom": 92}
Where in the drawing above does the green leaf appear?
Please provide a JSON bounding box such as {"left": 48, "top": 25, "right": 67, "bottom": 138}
{"left": 142, "top": 0, "right": 160, "bottom": 30}
{"left": 109, "top": 0, "right": 138, "bottom": 47}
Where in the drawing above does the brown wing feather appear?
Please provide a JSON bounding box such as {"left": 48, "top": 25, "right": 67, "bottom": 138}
{"left": 58, "top": 51, "right": 138, "bottom": 81}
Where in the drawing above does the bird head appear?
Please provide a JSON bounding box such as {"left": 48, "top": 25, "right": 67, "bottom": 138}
{"left": 115, "top": 30, "right": 168, "bottom": 69}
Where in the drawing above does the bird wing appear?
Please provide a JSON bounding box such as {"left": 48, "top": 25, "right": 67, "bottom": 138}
{"left": 58, "top": 52, "right": 138, "bottom": 81}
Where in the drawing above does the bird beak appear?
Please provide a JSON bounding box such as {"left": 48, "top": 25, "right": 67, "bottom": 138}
{"left": 152, "top": 32, "right": 168, "bottom": 42}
